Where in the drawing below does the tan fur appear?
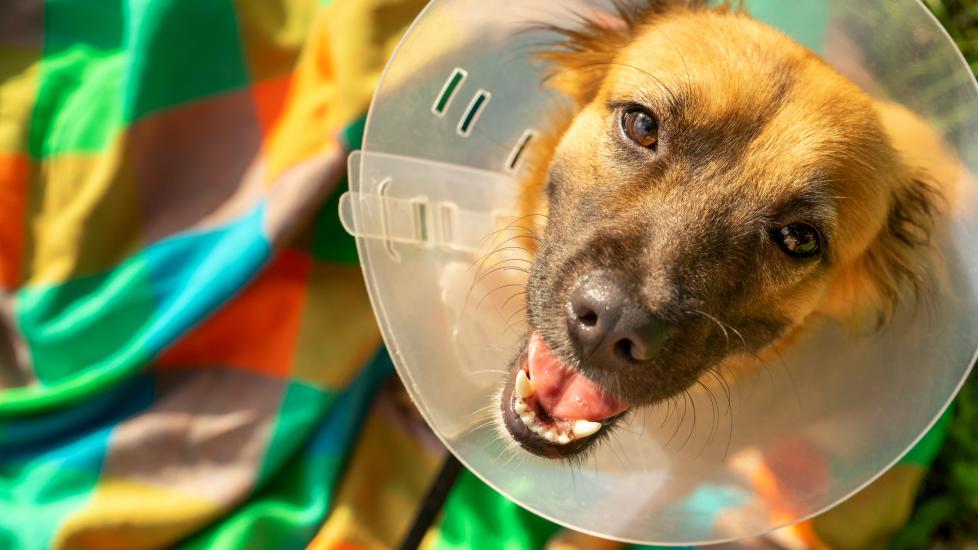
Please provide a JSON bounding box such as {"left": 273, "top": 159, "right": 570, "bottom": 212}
{"left": 511, "top": 2, "right": 962, "bottom": 544}
{"left": 519, "top": 0, "right": 964, "bottom": 548}
{"left": 520, "top": 1, "right": 948, "bottom": 337}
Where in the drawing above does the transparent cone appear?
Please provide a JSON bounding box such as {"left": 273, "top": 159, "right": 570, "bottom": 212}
{"left": 339, "top": 0, "right": 978, "bottom": 544}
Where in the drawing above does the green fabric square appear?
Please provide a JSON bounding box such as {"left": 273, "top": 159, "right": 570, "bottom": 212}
{"left": 44, "top": 0, "right": 124, "bottom": 52}
{"left": 744, "top": 0, "right": 828, "bottom": 53}
{"left": 28, "top": 0, "right": 126, "bottom": 157}
{"left": 179, "top": 454, "right": 338, "bottom": 550}
{"left": 339, "top": 115, "right": 366, "bottom": 151}
{"left": 309, "top": 177, "right": 359, "bottom": 264}
{"left": 183, "top": 353, "right": 391, "bottom": 549}
{"left": 16, "top": 255, "right": 157, "bottom": 385}
{"left": 304, "top": 116, "right": 367, "bottom": 264}
{"left": 123, "top": 0, "right": 251, "bottom": 121}
{"left": 435, "top": 470, "right": 561, "bottom": 550}
{"left": 0, "top": 462, "right": 100, "bottom": 549}
{"left": 900, "top": 403, "right": 954, "bottom": 467}
{"left": 255, "top": 381, "right": 330, "bottom": 486}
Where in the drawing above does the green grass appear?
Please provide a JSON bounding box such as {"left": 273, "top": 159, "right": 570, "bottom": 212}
{"left": 900, "top": 4, "right": 978, "bottom": 548}
{"left": 925, "top": 0, "right": 978, "bottom": 72}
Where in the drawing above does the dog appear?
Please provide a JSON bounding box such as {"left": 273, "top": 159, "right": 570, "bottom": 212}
{"left": 495, "top": 0, "right": 951, "bottom": 460}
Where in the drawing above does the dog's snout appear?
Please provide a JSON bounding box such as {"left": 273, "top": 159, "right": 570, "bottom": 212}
{"left": 566, "top": 272, "right": 671, "bottom": 366}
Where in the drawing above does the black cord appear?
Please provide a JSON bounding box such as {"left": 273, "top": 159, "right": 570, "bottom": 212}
{"left": 398, "top": 453, "right": 464, "bottom": 550}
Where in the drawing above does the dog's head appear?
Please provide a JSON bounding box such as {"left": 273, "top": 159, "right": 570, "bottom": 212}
{"left": 499, "top": 1, "right": 941, "bottom": 458}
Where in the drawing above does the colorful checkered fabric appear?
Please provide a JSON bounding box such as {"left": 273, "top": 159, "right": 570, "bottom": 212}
{"left": 0, "top": 1, "right": 959, "bottom": 549}
{"left": 0, "top": 0, "right": 427, "bottom": 547}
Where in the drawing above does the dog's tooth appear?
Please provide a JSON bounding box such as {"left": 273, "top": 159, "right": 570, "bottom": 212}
{"left": 531, "top": 423, "right": 545, "bottom": 435}
{"left": 544, "top": 429, "right": 557, "bottom": 442}
{"left": 573, "top": 420, "right": 603, "bottom": 439}
{"left": 514, "top": 400, "right": 528, "bottom": 414}
{"left": 515, "top": 370, "right": 534, "bottom": 398}
{"left": 557, "top": 433, "right": 571, "bottom": 445}
{"left": 520, "top": 413, "right": 535, "bottom": 427}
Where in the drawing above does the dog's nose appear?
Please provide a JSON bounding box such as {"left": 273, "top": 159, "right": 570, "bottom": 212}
{"left": 566, "top": 272, "right": 670, "bottom": 365}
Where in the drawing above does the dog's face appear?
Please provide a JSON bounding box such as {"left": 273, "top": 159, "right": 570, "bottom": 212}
{"left": 499, "top": 2, "right": 938, "bottom": 458}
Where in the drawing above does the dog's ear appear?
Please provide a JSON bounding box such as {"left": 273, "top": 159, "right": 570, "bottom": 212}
{"left": 853, "top": 171, "right": 943, "bottom": 327}
{"left": 535, "top": 1, "right": 716, "bottom": 108}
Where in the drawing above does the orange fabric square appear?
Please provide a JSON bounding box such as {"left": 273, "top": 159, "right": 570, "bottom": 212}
{"left": 252, "top": 74, "right": 293, "bottom": 137}
{"left": 260, "top": 15, "right": 341, "bottom": 184}
{"left": 0, "top": 153, "right": 28, "bottom": 288}
{"left": 158, "top": 249, "right": 312, "bottom": 378}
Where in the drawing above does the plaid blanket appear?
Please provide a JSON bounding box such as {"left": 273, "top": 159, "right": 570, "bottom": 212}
{"left": 0, "top": 1, "right": 957, "bottom": 549}
{"left": 0, "top": 0, "right": 421, "bottom": 547}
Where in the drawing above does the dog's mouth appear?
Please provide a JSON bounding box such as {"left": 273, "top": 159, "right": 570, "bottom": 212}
{"left": 500, "top": 331, "right": 630, "bottom": 458}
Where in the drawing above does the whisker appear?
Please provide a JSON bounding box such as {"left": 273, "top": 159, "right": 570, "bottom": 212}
{"left": 463, "top": 244, "right": 531, "bottom": 318}
{"left": 471, "top": 234, "right": 537, "bottom": 275}
{"left": 695, "top": 380, "right": 719, "bottom": 457}
{"left": 665, "top": 390, "right": 688, "bottom": 447}
{"left": 682, "top": 389, "right": 698, "bottom": 451}
{"left": 610, "top": 431, "right": 633, "bottom": 469}
{"left": 691, "top": 309, "right": 730, "bottom": 349}
{"left": 501, "top": 291, "right": 528, "bottom": 311}
{"left": 723, "top": 390, "right": 734, "bottom": 460}
{"left": 470, "top": 246, "right": 533, "bottom": 271}
{"left": 474, "top": 265, "right": 532, "bottom": 285}
{"left": 659, "top": 395, "right": 677, "bottom": 429}
{"left": 475, "top": 225, "right": 541, "bottom": 248}
{"left": 476, "top": 283, "right": 528, "bottom": 312}
{"left": 656, "top": 26, "right": 693, "bottom": 95}
{"left": 473, "top": 213, "right": 548, "bottom": 249}
{"left": 706, "top": 367, "right": 734, "bottom": 414}
{"left": 503, "top": 305, "right": 528, "bottom": 328}
{"left": 768, "top": 345, "right": 803, "bottom": 410}
{"left": 503, "top": 316, "right": 529, "bottom": 337}
{"left": 723, "top": 323, "right": 748, "bottom": 354}
{"left": 476, "top": 257, "right": 534, "bottom": 280}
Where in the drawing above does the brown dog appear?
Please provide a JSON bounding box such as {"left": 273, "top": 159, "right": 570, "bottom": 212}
{"left": 496, "top": 0, "right": 949, "bottom": 460}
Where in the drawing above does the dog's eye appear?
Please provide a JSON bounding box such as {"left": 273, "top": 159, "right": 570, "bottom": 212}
{"left": 772, "top": 223, "right": 822, "bottom": 258}
{"left": 621, "top": 108, "right": 658, "bottom": 149}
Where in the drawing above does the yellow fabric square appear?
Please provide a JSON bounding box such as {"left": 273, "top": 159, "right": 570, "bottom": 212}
{"left": 0, "top": 46, "right": 40, "bottom": 154}
{"left": 234, "top": 0, "right": 317, "bottom": 81}
{"left": 25, "top": 139, "right": 142, "bottom": 285}
{"left": 292, "top": 262, "right": 381, "bottom": 390}
{"left": 812, "top": 465, "right": 927, "bottom": 549}
{"left": 308, "top": 387, "right": 443, "bottom": 550}
{"left": 53, "top": 478, "right": 222, "bottom": 550}
{"left": 262, "top": 0, "right": 426, "bottom": 182}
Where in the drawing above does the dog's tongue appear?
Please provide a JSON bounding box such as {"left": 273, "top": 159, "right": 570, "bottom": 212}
{"left": 526, "top": 332, "right": 629, "bottom": 421}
